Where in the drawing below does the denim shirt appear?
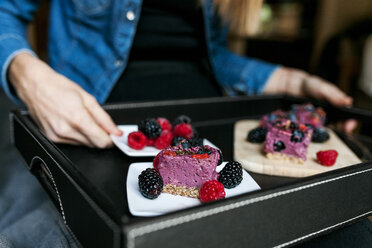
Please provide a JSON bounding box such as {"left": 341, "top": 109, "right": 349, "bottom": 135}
{"left": 0, "top": 0, "right": 278, "bottom": 105}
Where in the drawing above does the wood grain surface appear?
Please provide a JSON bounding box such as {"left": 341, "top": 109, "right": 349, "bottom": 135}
{"left": 234, "top": 120, "right": 362, "bottom": 178}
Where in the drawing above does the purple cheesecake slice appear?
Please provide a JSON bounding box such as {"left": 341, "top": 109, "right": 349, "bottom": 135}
{"left": 157, "top": 145, "right": 220, "bottom": 198}
{"left": 264, "top": 120, "right": 313, "bottom": 163}
{"left": 290, "top": 103, "right": 326, "bottom": 128}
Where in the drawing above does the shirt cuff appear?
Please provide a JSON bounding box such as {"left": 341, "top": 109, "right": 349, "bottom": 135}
{"left": 0, "top": 34, "right": 37, "bottom": 105}
{"left": 238, "top": 60, "right": 279, "bottom": 95}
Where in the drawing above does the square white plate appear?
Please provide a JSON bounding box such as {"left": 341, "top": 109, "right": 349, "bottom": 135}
{"left": 127, "top": 162, "right": 261, "bottom": 217}
{"left": 111, "top": 125, "right": 217, "bottom": 157}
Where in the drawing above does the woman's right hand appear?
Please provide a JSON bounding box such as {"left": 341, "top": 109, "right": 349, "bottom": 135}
{"left": 9, "top": 53, "right": 122, "bottom": 148}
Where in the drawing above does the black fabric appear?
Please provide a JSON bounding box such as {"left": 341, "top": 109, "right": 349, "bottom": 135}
{"left": 129, "top": 0, "right": 206, "bottom": 60}
{"left": 107, "top": 60, "right": 222, "bottom": 103}
{"left": 107, "top": 0, "right": 222, "bottom": 103}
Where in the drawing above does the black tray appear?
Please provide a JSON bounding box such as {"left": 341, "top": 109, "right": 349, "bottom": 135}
{"left": 10, "top": 95, "right": 372, "bottom": 248}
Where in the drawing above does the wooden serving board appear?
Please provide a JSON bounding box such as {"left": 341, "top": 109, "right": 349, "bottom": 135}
{"left": 234, "top": 120, "right": 362, "bottom": 178}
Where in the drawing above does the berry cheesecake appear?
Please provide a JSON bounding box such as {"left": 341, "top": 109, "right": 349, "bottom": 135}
{"left": 155, "top": 144, "right": 222, "bottom": 198}
{"left": 264, "top": 120, "right": 313, "bottom": 164}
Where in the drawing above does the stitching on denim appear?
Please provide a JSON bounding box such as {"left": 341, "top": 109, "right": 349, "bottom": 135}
{"left": 127, "top": 168, "right": 372, "bottom": 248}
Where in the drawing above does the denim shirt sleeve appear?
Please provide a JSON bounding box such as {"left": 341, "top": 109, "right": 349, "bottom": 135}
{"left": 0, "top": 1, "right": 40, "bottom": 105}
{"left": 202, "top": 0, "right": 279, "bottom": 96}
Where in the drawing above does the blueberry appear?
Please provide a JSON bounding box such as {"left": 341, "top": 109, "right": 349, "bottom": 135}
{"left": 291, "top": 130, "right": 304, "bottom": 143}
{"left": 289, "top": 122, "right": 299, "bottom": 130}
{"left": 312, "top": 128, "right": 330, "bottom": 143}
{"left": 274, "top": 141, "right": 285, "bottom": 152}
{"left": 304, "top": 104, "right": 314, "bottom": 111}
{"left": 181, "top": 140, "right": 191, "bottom": 150}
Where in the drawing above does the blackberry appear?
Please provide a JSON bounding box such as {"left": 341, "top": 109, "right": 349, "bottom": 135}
{"left": 312, "top": 128, "right": 330, "bottom": 143}
{"left": 218, "top": 161, "right": 243, "bottom": 189}
{"left": 188, "top": 136, "right": 203, "bottom": 147}
{"left": 138, "top": 168, "right": 163, "bottom": 199}
{"left": 173, "top": 115, "right": 192, "bottom": 126}
{"left": 247, "top": 127, "right": 267, "bottom": 143}
{"left": 291, "top": 130, "right": 304, "bottom": 143}
{"left": 171, "top": 136, "right": 185, "bottom": 146}
{"left": 274, "top": 141, "right": 285, "bottom": 152}
{"left": 138, "top": 118, "right": 162, "bottom": 139}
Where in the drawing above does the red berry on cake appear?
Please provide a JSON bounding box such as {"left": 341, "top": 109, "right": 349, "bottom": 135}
{"left": 199, "top": 180, "right": 226, "bottom": 203}
{"left": 153, "top": 152, "right": 161, "bottom": 171}
{"left": 173, "top": 123, "right": 193, "bottom": 139}
{"left": 316, "top": 150, "right": 338, "bottom": 166}
{"left": 157, "top": 117, "right": 172, "bottom": 131}
{"left": 128, "top": 131, "right": 147, "bottom": 150}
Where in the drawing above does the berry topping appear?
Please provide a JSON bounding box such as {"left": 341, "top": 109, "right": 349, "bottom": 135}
{"left": 291, "top": 130, "right": 304, "bottom": 143}
{"left": 138, "top": 168, "right": 163, "bottom": 199}
{"left": 217, "top": 149, "right": 223, "bottom": 165}
{"left": 171, "top": 136, "right": 185, "bottom": 146}
{"left": 138, "top": 118, "right": 162, "bottom": 139}
{"left": 157, "top": 117, "right": 172, "bottom": 131}
{"left": 188, "top": 136, "right": 203, "bottom": 147}
{"left": 153, "top": 152, "right": 160, "bottom": 171}
{"left": 173, "top": 115, "right": 192, "bottom": 126}
{"left": 289, "top": 122, "right": 299, "bottom": 130}
{"left": 192, "top": 153, "right": 210, "bottom": 159}
{"left": 316, "top": 150, "right": 338, "bottom": 166}
{"left": 164, "top": 150, "right": 177, "bottom": 156}
{"left": 154, "top": 130, "right": 173, "bottom": 149}
{"left": 199, "top": 180, "right": 226, "bottom": 203}
{"left": 247, "top": 127, "right": 267, "bottom": 143}
{"left": 173, "top": 123, "right": 193, "bottom": 139}
{"left": 274, "top": 141, "right": 285, "bottom": 152}
{"left": 180, "top": 140, "right": 192, "bottom": 150}
{"left": 128, "top": 131, "right": 147, "bottom": 150}
{"left": 312, "top": 128, "right": 330, "bottom": 143}
{"left": 218, "top": 161, "right": 243, "bottom": 189}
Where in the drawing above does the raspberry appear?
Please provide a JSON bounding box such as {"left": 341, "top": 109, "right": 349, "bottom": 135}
{"left": 153, "top": 152, "right": 161, "bottom": 171}
{"left": 155, "top": 130, "right": 174, "bottom": 149}
{"left": 316, "top": 150, "right": 338, "bottom": 166}
{"left": 146, "top": 138, "right": 156, "bottom": 147}
{"left": 138, "top": 168, "right": 163, "bottom": 199}
{"left": 199, "top": 180, "right": 225, "bottom": 203}
{"left": 128, "top": 131, "right": 147, "bottom": 150}
{"left": 157, "top": 117, "right": 172, "bottom": 131}
{"left": 173, "top": 123, "right": 193, "bottom": 139}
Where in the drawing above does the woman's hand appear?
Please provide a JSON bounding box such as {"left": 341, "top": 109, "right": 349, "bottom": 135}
{"left": 264, "top": 67, "right": 356, "bottom": 133}
{"left": 9, "top": 53, "right": 122, "bottom": 148}
{"left": 264, "top": 67, "right": 353, "bottom": 106}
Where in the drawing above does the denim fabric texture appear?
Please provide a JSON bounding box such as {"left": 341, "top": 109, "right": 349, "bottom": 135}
{"left": 0, "top": 0, "right": 278, "bottom": 105}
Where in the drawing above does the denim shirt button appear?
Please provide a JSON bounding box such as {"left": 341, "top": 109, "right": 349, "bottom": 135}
{"left": 126, "top": 11, "right": 135, "bottom": 21}
{"left": 114, "top": 60, "right": 123, "bottom": 67}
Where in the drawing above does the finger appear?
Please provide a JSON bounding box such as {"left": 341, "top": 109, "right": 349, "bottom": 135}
{"left": 320, "top": 84, "right": 353, "bottom": 107}
{"left": 42, "top": 121, "right": 95, "bottom": 147}
{"left": 70, "top": 109, "right": 114, "bottom": 148}
{"left": 82, "top": 94, "right": 123, "bottom": 136}
{"left": 344, "top": 119, "right": 358, "bottom": 134}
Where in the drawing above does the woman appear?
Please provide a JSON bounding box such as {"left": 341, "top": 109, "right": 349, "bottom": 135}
{"left": 0, "top": 0, "right": 363, "bottom": 247}
{"left": 3, "top": 0, "right": 352, "bottom": 148}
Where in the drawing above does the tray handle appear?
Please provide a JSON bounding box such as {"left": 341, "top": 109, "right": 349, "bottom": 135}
{"left": 29, "top": 157, "right": 60, "bottom": 208}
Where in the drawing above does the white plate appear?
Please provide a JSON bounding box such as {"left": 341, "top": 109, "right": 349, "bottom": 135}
{"left": 111, "top": 125, "right": 217, "bottom": 157}
{"left": 127, "top": 162, "right": 261, "bottom": 217}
